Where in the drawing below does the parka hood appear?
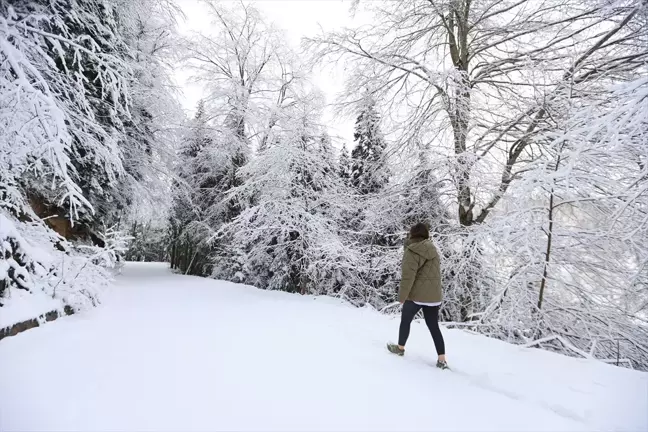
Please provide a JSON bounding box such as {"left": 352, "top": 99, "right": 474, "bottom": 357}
{"left": 405, "top": 238, "right": 437, "bottom": 261}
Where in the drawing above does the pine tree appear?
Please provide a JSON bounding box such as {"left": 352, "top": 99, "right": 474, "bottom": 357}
{"left": 169, "top": 99, "right": 254, "bottom": 277}
{"left": 318, "top": 132, "right": 335, "bottom": 172}
{"left": 218, "top": 107, "right": 249, "bottom": 223}
{"left": 215, "top": 99, "right": 355, "bottom": 295}
{"left": 338, "top": 143, "right": 352, "bottom": 181}
{"left": 4, "top": 0, "right": 130, "bottom": 244}
{"left": 339, "top": 94, "right": 399, "bottom": 306}
{"left": 119, "top": 0, "right": 183, "bottom": 223}
{"left": 350, "top": 94, "right": 389, "bottom": 195}
{"left": 50, "top": 0, "right": 132, "bottom": 232}
{"left": 169, "top": 100, "right": 214, "bottom": 275}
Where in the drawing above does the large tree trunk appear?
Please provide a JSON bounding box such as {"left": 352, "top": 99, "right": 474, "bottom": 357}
{"left": 446, "top": 4, "right": 480, "bottom": 320}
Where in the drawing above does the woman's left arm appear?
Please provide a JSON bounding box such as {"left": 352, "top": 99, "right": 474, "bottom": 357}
{"left": 398, "top": 248, "right": 419, "bottom": 303}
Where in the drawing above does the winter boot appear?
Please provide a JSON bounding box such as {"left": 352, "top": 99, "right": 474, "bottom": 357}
{"left": 387, "top": 343, "right": 405, "bottom": 356}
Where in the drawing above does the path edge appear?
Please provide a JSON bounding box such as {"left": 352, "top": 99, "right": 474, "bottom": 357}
{"left": 0, "top": 305, "right": 75, "bottom": 342}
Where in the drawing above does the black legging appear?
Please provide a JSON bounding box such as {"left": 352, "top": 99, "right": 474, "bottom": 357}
{"left": 399, "top": 300, "right": 445, "bottom": 355}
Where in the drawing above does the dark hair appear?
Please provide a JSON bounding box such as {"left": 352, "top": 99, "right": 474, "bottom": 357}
{"left": 409, "top": 222, "right": 429, "bottom": 240}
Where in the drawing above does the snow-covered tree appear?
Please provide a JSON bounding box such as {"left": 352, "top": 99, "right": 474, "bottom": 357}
{"left": 214, "top": 93, "right": 359, "bottom": 296}
{"left": 350, "top": 94, "right": 389, "bottom": 195}
{"left": 123, "top": 220, "right": 168, "bottom": 262}
{"left": 317, "top": 131, "right": 336, "bottom": 175}
{"left": 479, "top": 74, "right": 648, "bottom": 368}
{"left": 174, "top": 1, "right": 318, "bottom": 277}
{"left": 337, "top": 94, "right": 402, "bottom": 305}
{"left": 120, "top": 0, "right": 184, "bottom": 223}
{"left": 338, "top": 143, "right": 352, "bottom": 181}
{"left": 1, "top": 0, "right": 129, "bottom": 309}
{"left": 183, "top": 0, "right": 287, "bottom": 153}
{"left": 168, "top": 100, "right": 215, "bottom": 274}
{"left": 177, "top": 2, "right": 274, "bottom": 254}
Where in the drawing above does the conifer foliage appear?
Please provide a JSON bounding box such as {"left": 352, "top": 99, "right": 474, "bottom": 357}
{"left": 350, "top": 94, "right": 389, "bottom": 195}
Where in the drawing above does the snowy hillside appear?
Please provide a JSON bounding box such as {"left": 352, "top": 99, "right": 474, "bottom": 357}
{"left": 0, "top": 262, "right": 646, "bottom": 432}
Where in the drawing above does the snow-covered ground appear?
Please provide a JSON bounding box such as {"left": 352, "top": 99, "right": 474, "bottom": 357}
{"left": 1, "top": 262, "right": 646, "bottom": 432}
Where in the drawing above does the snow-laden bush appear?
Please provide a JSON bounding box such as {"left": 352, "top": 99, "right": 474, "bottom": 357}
{"left": 0, "top": 211, "right": 127, "bottom": 326}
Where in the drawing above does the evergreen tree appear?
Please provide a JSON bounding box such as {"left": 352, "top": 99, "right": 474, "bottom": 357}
{"left": 178, "top": 2, "right": 299, "bottom": 278}
{"left": 338, "top": 94, "right": 399, "bottom": 306}
{"left": 9, "top": 0, "right": 179, "bottom": 245}
{"left": 169, "top": 100, "right": 214, "bottom": 275}
{"left": 215, "top": 99, "right": 356, "bottom": 295}
{"left": 120, "top": 0, "right": 183, "bottom": 225}
{"left": 318, "top": 132, "right": 335, "bottom": 175}
{"left": 123, "top": 221, "right": 167, "bottom": 262}
{"left": 169, "top": 99, "right": 252, "bottom": 277}
{"left": 47, "top": 0, "right": 132, "bottom": 233}
{"left": 350, "top": 94, "right": 389, "bottom": 195}
{"left": 338, "top": 143, "right": 352, "bottom": 181}
{"left": 4, "top": 0, "right": 129, "bottom": 244}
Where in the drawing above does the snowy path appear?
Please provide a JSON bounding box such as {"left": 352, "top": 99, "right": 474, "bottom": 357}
{"left": 1, "top": 262, "right": 646, "bottom": 432}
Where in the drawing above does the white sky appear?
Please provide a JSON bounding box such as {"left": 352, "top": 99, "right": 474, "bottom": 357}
{"left": 175, "top": 0, "right": 365, "bottom": 146}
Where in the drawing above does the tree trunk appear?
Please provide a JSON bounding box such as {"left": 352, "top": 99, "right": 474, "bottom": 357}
{"left": 446, "top": 6, "right": 473, "bottom": 227}
{"left": 538, "top": 144, "right": 564, "bottom": 309}
{"left": 538, "top": 188, "right": 555, "bottom": 310}
{"left": 446, "top": 5, "right": 477, "bottom": 320}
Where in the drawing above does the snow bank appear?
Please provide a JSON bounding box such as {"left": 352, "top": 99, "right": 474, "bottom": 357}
{"left": 0, "top": 211, "right": 115, "bottom": 330}
{"left": 0, "top": 262, "right": 646, "bottom": 432}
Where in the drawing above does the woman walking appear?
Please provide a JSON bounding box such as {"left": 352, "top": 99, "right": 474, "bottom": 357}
{"left": 387, "top": 223, "right": 448, "bottom": 369}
